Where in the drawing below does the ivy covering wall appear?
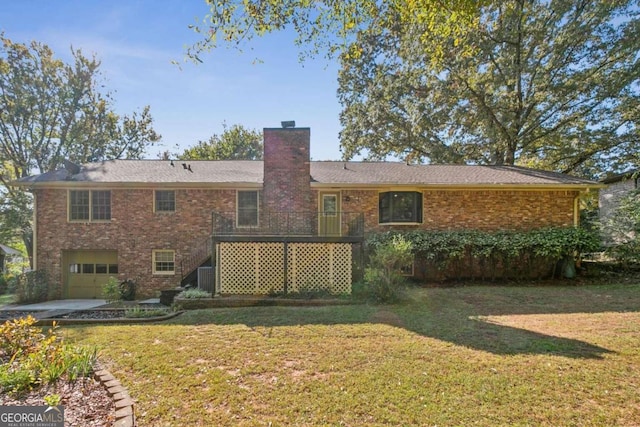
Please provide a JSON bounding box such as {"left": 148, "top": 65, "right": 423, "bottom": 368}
{"left": 366, "top": 227, "right": 600, "bottom": 281}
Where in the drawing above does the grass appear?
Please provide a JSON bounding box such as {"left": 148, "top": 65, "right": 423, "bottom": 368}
{"left": 63, "top": 282, "right": 640, "bottom": 426}
{"left": 0, "top": 294, "right": 16, "bottom": 306}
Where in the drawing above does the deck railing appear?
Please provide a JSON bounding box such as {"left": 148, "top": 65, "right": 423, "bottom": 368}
{"left": 212, "top": 211, "right": 365, "bottom": 237}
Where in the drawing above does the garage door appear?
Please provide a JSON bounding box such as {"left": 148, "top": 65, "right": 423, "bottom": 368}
{"left": 63, "top": 250, "right": 118, "bottom": 299}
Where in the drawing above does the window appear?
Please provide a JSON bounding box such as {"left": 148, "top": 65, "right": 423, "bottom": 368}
{"left": 153, "top": 250, "right": 175, "bottom": 275}
{"left": 237, "top": 191, "right": 259, "bottom": 227}
{"left": 379, "top": 191, "right": 423, "bottom": 224}
{"left": 155, "top": 190, "right": 175, "bottom": 212}
{"left": 69, "top": 190, "right": 111, "bottom": 221}
{"left": 92, "top": 191, "right": 111, "bottom": 220}
{"left": 69, "top": 263, "right": 118, "bottom": 274}
{"left": 399, "top": 258, "right": 415, "bottom": 276}
{"left": 69, "top": 191, "right": 90, "bottom": 221}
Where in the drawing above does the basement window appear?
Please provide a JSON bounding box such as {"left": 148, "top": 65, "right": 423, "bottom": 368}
{"left": 153, "top": 250, "right": 175, "bottom": 275}
{"left": 379, "top": 191, "right": 423, "bottom": 224}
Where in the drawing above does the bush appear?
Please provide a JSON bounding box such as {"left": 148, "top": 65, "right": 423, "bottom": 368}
{"left": 14, "top": 271, "right": 48, "bottom": 303}
{"left": 124, "top": 306, "right": 170, "bottom": 318}
{"left": 0, "top": 275, "right": 7, "bottom": 295}
{"left": 367, "top": 227, "right": 600, "bottom": 281}
{"left": 361, "top": 235, "right": 413, "bottom": 303}
{"left": 176, "top": 288, "right": 211, "bottom": 299}
{"left": 601, "top": 189, "right": 640, "bottom": 268}
{"left": 102, "top": 276, "right": 122, "bottom": 304}
{"left": 101, "top": 277, "right": 136, "bottom": 304}
{"left": 0, "top": 316, "right": 97, "bottom": 395}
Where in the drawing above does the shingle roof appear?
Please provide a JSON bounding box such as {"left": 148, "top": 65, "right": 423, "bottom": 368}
{"left": 15, "top": 159, "right": 598, "bottom": 187}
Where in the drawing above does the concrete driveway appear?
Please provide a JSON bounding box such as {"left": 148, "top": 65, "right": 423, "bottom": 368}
{"left": 1, "top": 299, "right": 107, "bottom": 311}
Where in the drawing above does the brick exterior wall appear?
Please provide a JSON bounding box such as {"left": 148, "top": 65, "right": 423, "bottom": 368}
{"left": 263, "top": 128, "right": 312, "bottom": 214}
{"left": 35, "top": 187, "right": 237, "bottom": 299}
{"left": 34, "top": 177, "right": 579, "bottom": 298}
{"left": 339, "top": 189, "right": 578, "bottom": 234}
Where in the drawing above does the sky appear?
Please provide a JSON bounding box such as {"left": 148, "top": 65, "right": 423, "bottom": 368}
{"left": 1, "top": 0, "right": 344, "bottom": 160}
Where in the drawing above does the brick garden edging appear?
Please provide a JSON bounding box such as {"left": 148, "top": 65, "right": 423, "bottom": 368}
{"left": 94, "top": 365, "right": 135, "bottom": 427}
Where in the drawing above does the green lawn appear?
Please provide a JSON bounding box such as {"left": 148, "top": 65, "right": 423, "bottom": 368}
{"left": 66, "top": 283, "right": 640, "bottom": 426}
{"left": 0, "top": 294, "right": 15, "bottom": 306}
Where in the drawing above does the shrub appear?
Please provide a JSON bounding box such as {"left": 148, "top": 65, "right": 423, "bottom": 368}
{"left": 14, "top": 271, "right": 48, "bottom": 304}
{"left": 0, "top": 316, "right": 97, "bottom": 395}
{"left": 119, "top": 279, "right": 136, "bottom": 301}
{"left": 102, "top": 276, "right": 122, "bottom": 304}
{"left": 124, "top": 306, "right": 170, "bottom": 318}
{"left": 176, "top": 288, "right": 211, "bottom": 299}
{"left": 366, "top": 227, "right": 600, "bottom": 281}
{"left": 601, "top": 189, "right": 640, "bottom": 268}
{"left": 361, "top": 235, "right": 413, "bottom": 303}
{"left": 102, "top": 277, "right": 136, "bottom": 303}
{"left": 0, "top": 275, "right": 7, "bottom": 295}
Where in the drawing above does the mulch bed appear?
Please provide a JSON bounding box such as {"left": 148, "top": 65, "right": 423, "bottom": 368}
{"left": 0, "top": 377, "right": 115, "bottom": 426}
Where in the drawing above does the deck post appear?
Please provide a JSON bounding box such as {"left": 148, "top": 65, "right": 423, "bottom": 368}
{"left": 283, "top": 241, "right": 289, "bottom": 295}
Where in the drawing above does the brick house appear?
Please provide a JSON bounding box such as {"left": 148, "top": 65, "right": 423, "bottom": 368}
{"left": 15, "top": 126, "right": 599, "bottom": 299}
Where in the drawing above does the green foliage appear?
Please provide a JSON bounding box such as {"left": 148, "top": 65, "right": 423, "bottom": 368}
{"left": 367, "top": 227, "right": 600, "bottom": 281}
{"left": 176, "top": 288, "right": 211, "bottom": 299}
{"left": 0, "top": 316, "right": 97, "bottom": 395}
{"left": 178, "top": 123, "right": 262, "bottom": 160}
{"left": 361, "top": 234, "right": 413, "bottom": 303}
{"left": 102, "top": 276, "right": 122, "bottom": 304}
{"left": 0, "top": 34, "right": 159, "bottom": 259}
{"left": 44, "top": 393, "right": 61, "bottom": 406}
{"left": 338, "top": 1, "right": 639, "bottom": 177}
{"left": 124, "top": 306, "right": 170, "bottom": 318}
{"left": 187, "top": 1, "right": 482, "bottom": 64}
{"left": 14, "top": 270, "right": 48, "bottom": 303}
{"left": 602, "top": 189, "right": 640, "bottom": 267}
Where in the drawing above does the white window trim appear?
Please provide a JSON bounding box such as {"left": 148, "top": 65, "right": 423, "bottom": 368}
{"left": 152, "top": 249, "right": 176, "bottom": 276}
{"left": 154, "top": 190, "right": 176, "bottom": 213}
{"left": 68, "top": 189, "right": 112, "bottom": 223}
{"left": 399, "top": 257, "right": 415, "bottom": 276}
{"left": 236, "top": 190, "right": 260, "bottom": 228}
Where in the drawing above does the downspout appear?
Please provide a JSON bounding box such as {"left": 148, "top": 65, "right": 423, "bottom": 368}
{"left": 32, "top": 190, "right": 37, "bottom": 270}
{"left": 573, "top": 193, "right": 580, "bottom": 227}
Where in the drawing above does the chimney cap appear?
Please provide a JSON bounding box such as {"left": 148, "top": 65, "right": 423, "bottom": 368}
{"left": 281, "top": 120, "right": 295, "bottom": 128}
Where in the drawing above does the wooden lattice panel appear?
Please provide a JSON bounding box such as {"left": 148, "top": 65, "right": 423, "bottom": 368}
{"left": 218, "top": 242, "right": 257, "bottom": 294}
{"left": 257, "top": 243, "right": 285, "bottom": 293}
{"left": 288, "top": 243, "right": 352, "bottom": 294}
{"left": 218, "top": 241, "right": 352, "bottom": 295}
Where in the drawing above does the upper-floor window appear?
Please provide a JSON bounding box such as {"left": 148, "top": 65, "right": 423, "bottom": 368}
{"left": 155, "top": 190, "right": 176, "bottom": 212}
{"left": 69, "top": 190, "right": 111, "bottom": 221}
{"left": 237, "top": 190, "right": 259, "bottom": 227}
{"left": 379, "top": 191, "right": 423, "bottom": 224}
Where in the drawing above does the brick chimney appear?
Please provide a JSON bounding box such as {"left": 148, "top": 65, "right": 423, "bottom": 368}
{"left": 263, "top": 126, "right": 312, "bottom": 213}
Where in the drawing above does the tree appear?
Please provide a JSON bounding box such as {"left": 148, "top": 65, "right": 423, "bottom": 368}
{"left": 0, "top": 35, "right": 160, "bottom": 264}
{"left": 186, "top": 0, "right": 486, "bottom": 63}
{"left": 178, "top": 123, "right": 262, "bottom": 160}
{"left": 601, "top": 188, "right": 640, "bottom": 267}
{"left": 338, "top": 0, "right": 640, "bottom": 178}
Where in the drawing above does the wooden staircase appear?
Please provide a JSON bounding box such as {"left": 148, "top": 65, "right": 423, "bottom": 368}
{"left": 180, "top": 236, "right": 212, "bottom": 286}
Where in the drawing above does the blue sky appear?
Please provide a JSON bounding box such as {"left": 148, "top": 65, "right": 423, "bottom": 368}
{"left": 2, "top": 0, "right": 344, "bottom": 160}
